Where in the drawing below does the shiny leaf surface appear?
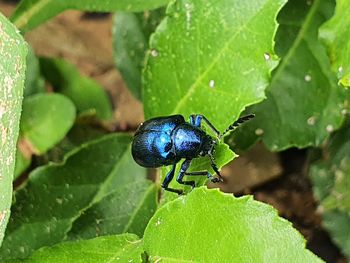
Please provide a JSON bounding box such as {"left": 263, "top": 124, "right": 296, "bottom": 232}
{"left": 144, "top": 187, "right": 323, "bottom": 262}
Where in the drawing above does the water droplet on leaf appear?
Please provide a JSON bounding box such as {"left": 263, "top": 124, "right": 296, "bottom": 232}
{"left": 209, "top": 80, "right": 215, "bottom": 88}
{"left": 304, "top": 74, "right": 311, "bottom": 82}
{"left": 307, "top": 116, "right": 316, "bottom": 125}
{"left": 155, "top": 218, "right": 162, "bottom": 226}
{"left": 326, "top": 124, "right": 334, "bottom": 133}
{"left": 151, "top": 49, "right": 159, "bottom": 57}
{"left": 255, "top": 128, "right": 264, "bottom": 135}
{"left": 263, "top": 52, "right": 270, "bottom": 60}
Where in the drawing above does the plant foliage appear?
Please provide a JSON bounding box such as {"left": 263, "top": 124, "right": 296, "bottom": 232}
{"left": 2, "top": 0, "right": 350, "bottom": 260}
{"left": 0, "top": 13, "right": 27, "bottom": 246}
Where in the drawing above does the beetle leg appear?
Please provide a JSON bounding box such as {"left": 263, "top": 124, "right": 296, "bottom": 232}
{"left": 208, "top": 154, "right": 224, "bottom": 182}
{"left": 176, "top": 159, "right": 196, "bottom": 189}
{"left": 161, "top": 164, "right": 183, "bottom": 195}
{"left": 189, "top": 114, "right": 220, "bottom": 138}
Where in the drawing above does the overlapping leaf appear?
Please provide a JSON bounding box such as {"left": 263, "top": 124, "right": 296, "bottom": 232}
{"left": 310, "top": 122, "right": 350, "bottom": 258}
{"left": 17, "top": 234, "right": 143, "bottom": 263}
{"left": 0, "top": 13, "right": 27, "bottom": 245}
{"left": 20, "top": 93, "right": 76, "bottom": 154}
{"left": 14, "top": 49, "right": 47, "bottom": 178}
{"left": 24, "top": 47, "right": 45, "bottom": 97}
{"left": 231, "top": 0, "right": 350, "bottom": 152}
{"left": 113, "top": 9, "right": 165, "bottom": 100}
{"left": 143, "top": 0, "right": 285, "bottom": 131}
{"left": 40, "top": 58, "right": 113, "bottom": 120}
{"left": 43, "top": 124, "right": 108, "bottom": 164}
{"left": 319, "top": 0, "right": 350, "bottom": 87}
{"left": 144, "top": 187, "right": 323, "bottom": 262}
{"left": 0, "top": 134, "right": 156, "bottom": 260}
{"left": 14, "top": 93, "right": 76, "bottom": 178}
{"left": 13, "top": 148, "right": 31, "bottom": 180}
{"left": 11, "top": 0, "right": 171, "bottom": 32}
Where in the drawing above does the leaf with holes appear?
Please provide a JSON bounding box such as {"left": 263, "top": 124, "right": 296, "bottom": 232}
{"left": 230, "top": 0, "right": 350, "bottom": 152}
{"left": 319, "top": 0, "right": 350, "bottom": 87}
{"left": 11, "top": 0, "right": 171, "bottom": 32}
{"left": 0, "top": 13, "right": 27, "bottom": 245}
{"left": 0, "top": 134, "right": 156, "bottom": 260}
{"left": 144, "top": 0, "right": 285, "bottom": 129}
{"left": 16, "top": 234, "right": 143, "bottom": 263}
{"left": 143, "top": 0, "right": 286, "bottom": 200}
{"left": 144, "top": 187, "right": 323, "bottom": 262}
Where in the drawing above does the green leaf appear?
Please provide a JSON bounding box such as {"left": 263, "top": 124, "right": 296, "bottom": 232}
{"left": 0, "top": 13, "right": 27, "bottom": 245}
{"left": 319, "top": 0, "right": 350, "bottom": 87}
{"left": 143, "top": 0, "right": 286, "bottom": 130}
{"left": 20, "top": 93, "right": 76, "bottom": 154}
{"left": 39, "top": 58, "right": 113, "bottom": 121}
{"left": 143, "top": 0, "right": 286, "bottom": 200}
{"left": 112, "top": 9, "right": 165, "bottom": 100}
{"left": 16, "top": 47, "right": 46, "bottom": 178}
{"left": 144, "top": 187, "right": 323, "bottom": 262}
{"left": 13, "top": 147, "right": 31, "bottom": 180}
{"left": 17, "top": 234, "right": 143, "bottom": 263}
{"left": 231, "top": 0, "right": 350, "bottom": 152}
{"left": 43, "top": 124, "right": 108, "bottom": 164}
{"left": 0, "top": 134, "right": 155, "bottom": 260}
{"left": 11, "top": 0, "right": 171, "bottom": 32}
{"left": 310, "top": 122, "right": 350, "bottom": 258}
{"left": 24, "top": 47, "right": 45, "bottom": 97}
{"left": 67, "top": 176, "right": 157, "bottom": 239}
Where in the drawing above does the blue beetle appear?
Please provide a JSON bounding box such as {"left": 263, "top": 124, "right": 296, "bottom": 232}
{"left": 132, "top": 114, "right": 254, "bottom": 194}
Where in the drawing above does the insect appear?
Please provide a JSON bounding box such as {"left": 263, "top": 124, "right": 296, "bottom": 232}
{"left": 132, "top": 114, "right": 254, "bottom": 194}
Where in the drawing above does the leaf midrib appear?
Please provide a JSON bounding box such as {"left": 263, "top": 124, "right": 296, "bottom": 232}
{"left": 63, "top": 142, "right": 132, "bottom": 238}
{"left": 170, "top": 0, "right": 269, "bottom": 115}
{"left": 122, "top": 183, "right": 156, "bottom": 233}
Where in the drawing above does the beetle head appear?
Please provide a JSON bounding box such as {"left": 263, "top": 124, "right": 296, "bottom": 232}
{"left": 199, "top": 135, "right": 217, "bottom": 157}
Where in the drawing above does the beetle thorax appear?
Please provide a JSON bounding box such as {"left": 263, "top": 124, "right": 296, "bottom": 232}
{"left": 172, "top": 123, "right": 215, "bottom": 159}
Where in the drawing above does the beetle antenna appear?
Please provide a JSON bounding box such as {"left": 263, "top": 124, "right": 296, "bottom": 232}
{"left": 220, "top": 114, "right": 255, "bottom": 137}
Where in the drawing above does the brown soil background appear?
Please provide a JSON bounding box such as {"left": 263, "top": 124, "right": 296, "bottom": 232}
{"left": 0, "top": 2, "right": 347, "bottom": 262}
